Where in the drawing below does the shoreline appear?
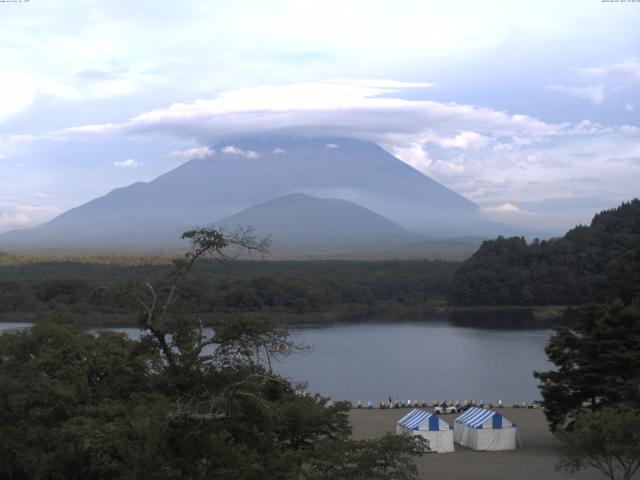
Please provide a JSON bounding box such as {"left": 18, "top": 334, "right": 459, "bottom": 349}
{"left": 0, "top": 304, "right": 578, "bottom": 328}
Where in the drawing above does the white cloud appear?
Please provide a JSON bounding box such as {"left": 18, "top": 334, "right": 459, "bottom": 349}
{"left": 0, "top": 71, "right": 36, "bottom": 122}
{"left": 221, "top": 145, "right": 243, "bottom": 155}
{"left": 626, "top": 103, "right": 634, "bottom": 111}
{"left": 7, "top": 134, "right": 40, "bottom": 143}
{"left": 0, "top": 154, "right": 7, "bottom": 161}
{"left": 561, "top": 60, "right": 640, "bottom": 106}
{"left": 0, "top": 201, "right": 64, "bottom": 233}
{"left": 53, "top": 81, "right": 561, "bottom": 145}
{"left": 0, "top": 1, "right": 637, "bottom": 233}
{"left": 325, "top": 143, "right": 339, "bottom": 149}
{"left": 113, "top": 158, "right": 139, "bottom": 168}
{"left": 0, "top": 192, "right": 65, "bottom": 232}
{"left": 167, "top": 147, "right": 214, "bottom": 160}
{"left": 547, "top": 85, "right": 605, "bottom": 105}
{"left": 328, "top": 79, "right": 434, "bottom": 89}
{"left": 221, "top": 145, "right": 260, "bottom": 159}
{"left": 4, "top": 79, "right": 639, "bottom": 232}
{"left": 35, "top": 80, "right": 639, "bottom": 212}
{"left": 0, "top": 211, "right": 31, "bottom": 229}
{"left": 579, "top": 60, "right": 640, "bottom": 82}
{"left": 478, "top": 202, "right": 556, "bottom": 230}
{"left": 391, "top": 143, "right": 432, "bottom": 170}
{"left": 86, "top": 79, "right": 138, "bottom": 99}
{"left": 482, "top": 203, "right": 522, "bottom": 213}
{"left": 272, "top": 147, "right": 286, "bottom": 155}
{"left": 429, "top": 159, "right": 465, "bottom": 176}
{"left": 427, "top": 130, "right": 490, "bottom": 150}
{"left": 0, "top": 67, "right": 140, "bottom": 125}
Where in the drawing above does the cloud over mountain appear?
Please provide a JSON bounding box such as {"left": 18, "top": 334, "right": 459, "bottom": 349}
{"left": 167, "top": 147, "right": 214, "bottom": 160}
{"left": 1, "top": 80, "right": 630, "bottom": 231}
{"left": 54, "top": 81, "right": 559, "bottom": 144}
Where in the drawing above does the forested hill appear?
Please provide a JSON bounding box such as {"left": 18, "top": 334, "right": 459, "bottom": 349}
{"left": 449, "top": 199, "right": 640, "bottom": 306}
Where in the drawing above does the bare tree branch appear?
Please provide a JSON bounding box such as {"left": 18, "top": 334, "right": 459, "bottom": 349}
{"left": 118, "top": 226, "right": 271, "bottom": 369}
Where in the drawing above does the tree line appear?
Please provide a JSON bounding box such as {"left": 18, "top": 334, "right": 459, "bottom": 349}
{"left": 514, "top": 201, "right": 640, "bottom": 479}
{"left": 0, "top": 259, "right": 457, "bottom": 324}
{"left": 449, "top": 199, "right": 640, "bottom": 306}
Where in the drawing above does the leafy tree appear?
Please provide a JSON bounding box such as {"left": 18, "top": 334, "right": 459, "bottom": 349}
{"left": 303, "top": 433, "right": 426, "bottom": 480}
{"left": 535, "top": 300, "right": 640, "bottom": 431}
{"left": 0, "top": 320, "right": 159, "bottom": 479}
{"left": 556, "top": 405, "right": 640, "bottom": 480}
{"left": 0, "top": 227, "right": 426, "bottom": 479}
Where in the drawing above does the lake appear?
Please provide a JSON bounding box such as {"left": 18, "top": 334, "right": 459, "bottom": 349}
{"left": 0, "top": 313, "right": 555, "bottom": 405}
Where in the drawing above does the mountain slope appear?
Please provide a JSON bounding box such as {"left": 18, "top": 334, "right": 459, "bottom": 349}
{"left": 0, "top": 135, "right": 510, "bottom": 250}
{"left": 47, "top": 136, "right": 477, "bottom": 230}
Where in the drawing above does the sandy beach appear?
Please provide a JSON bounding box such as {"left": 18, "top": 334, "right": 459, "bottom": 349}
{"left": 349, "top": 408, "right": 602, "bottom": 480}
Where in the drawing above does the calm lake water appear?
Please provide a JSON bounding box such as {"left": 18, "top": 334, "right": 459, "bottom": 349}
{"left": 0, "top": 313, "right": 556, "bottom": 405}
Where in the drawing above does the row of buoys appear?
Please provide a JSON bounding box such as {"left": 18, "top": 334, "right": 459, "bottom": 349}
{"left": 357, "top": 399, "right": 491, "bottom": 409}
{"left": 351, "top": 399, "right": 538, "bottom": 410}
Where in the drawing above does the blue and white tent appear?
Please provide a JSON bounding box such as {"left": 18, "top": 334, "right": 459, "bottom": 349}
{"left": 454, "top": 407, "right": 517, "bottom": 451}
{"left": 396, "top": 409, "right": 454, "bottom": 453}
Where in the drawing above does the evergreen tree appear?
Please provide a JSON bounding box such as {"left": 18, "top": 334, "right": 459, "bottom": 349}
{"left": 450, "top": 199, "right": 640, "bottom": 306}
{"left": 535, "top": 300, "right": 640, "bottom": 431}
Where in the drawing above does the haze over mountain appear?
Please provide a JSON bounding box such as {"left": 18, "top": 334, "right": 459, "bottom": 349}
{"left": 0, "top": 136, "right": 525, "bottom": 252}
{"left": 215, "top": 192, "right": 419, "bottom": 253}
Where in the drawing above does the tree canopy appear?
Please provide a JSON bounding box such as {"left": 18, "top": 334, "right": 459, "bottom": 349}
{"left": 449, "top": 199, "right": 640, "bottom": 306}
{"left": 0, "top": 228, "right": 425, "bottom": 479}
{"left": 556, "top": 405, "right": 640, "bottom": 480}
{"left": 534, "top": 300, "right": 640, "bottom": 431}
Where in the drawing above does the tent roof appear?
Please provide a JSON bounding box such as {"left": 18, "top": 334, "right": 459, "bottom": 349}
{"left": 455, "top": 407, "right": 513, "bottom": 429}
{"left": 397, "top": 409, "right": 448, "bottom": 431}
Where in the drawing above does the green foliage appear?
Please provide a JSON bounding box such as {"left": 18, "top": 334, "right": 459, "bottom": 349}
{"left": 610, "top": 246, "right": 640, "bottom": 305}
{"left": 0, "top": 259, "right": 457, "bottom": 324}
{"left": 556, "top": 405, "right": 640, "bottom": 480}
{"left": 0, "top": 228, "right": 425, "bottom": 479}
{"left": 303, "top": 433, "right": 426, "bottom": 480}
{"left": 0, "top": 317, "right": 423, "bottom": 479}
{"left": 534, "top": 300, "right": 640, "bottom": 431}
{"left": 449, "top": 199, "right": 640, "bottom": 306}
{"left": 0, "top": 320, "right": 161, "bottom": 480}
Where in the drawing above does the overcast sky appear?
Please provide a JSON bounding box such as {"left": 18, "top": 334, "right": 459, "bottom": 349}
{"left": 1, "top": 0, "right": 639, "bottom": 232}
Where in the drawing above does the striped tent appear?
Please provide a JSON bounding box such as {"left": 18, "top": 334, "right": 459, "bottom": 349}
{"left": 396, "top": 409, "right": 454, "bottom": 453}
{"left": 454, "top": 407, "right": 517, "bottom": 451}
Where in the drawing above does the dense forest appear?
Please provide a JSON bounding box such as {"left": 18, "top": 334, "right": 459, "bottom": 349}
{"left": 3, "top": 199, "right": 639, "bottom": 322}
{"left": 449, "top": 199, "right": 640, "bottom": 306}
{"left": 0, "top": 259, "right": 458, "bottom": 325}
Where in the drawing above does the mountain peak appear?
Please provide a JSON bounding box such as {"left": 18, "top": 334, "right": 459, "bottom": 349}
{"left": 0, "top": 135, "right": 496, "bottom": 251}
